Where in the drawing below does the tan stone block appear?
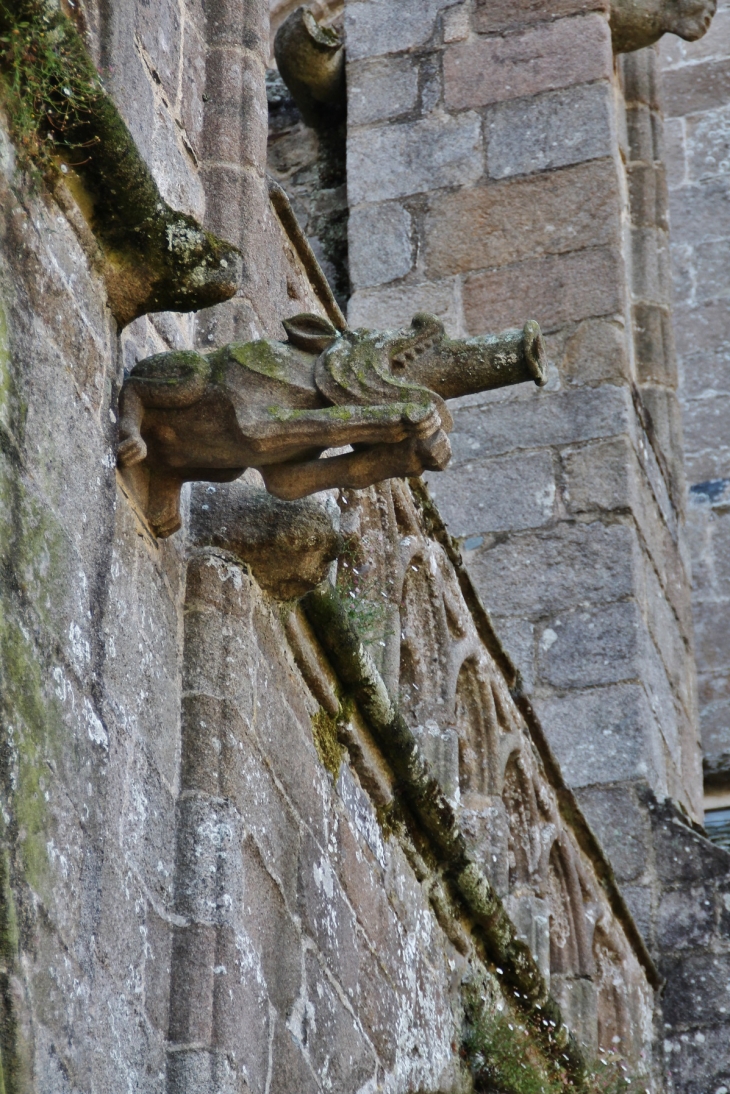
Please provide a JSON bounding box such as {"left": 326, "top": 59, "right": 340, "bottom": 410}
{"left": 462, "top": 246, "right": 625, "bottom": 333}
{"left": 559, "top": 317, "right": 631, "bottom": 384}
{"left": 443, "top": 14, "right": 612, "bottom": 110}
{"left": 424, "top": 160, "right": 621, "bottom": 279}
{"left": 473, "top": 0, "right": 608, "bottom": 34}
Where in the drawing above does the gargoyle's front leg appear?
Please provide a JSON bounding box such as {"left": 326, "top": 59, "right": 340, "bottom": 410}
{"left": 117, "top": 383, "right": 147, "bottom": 466}
{"left": 261, "top": 430, "right": 451, "bottom": 500}
{"left": 247, "top": 402, "right": 441, "bottom": 456}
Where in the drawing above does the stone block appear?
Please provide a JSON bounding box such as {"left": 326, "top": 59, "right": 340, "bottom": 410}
{"left": 449, "top": 384, "right": 633, "bottom": 467}
{"left": 201, "top": 47, "right": 268, "bottom": 169}
{"left": 424, "top": 159, "right": 620, "bottom": 279}
{"left": 687, "top": 102, "right": 730, "bottom": 183}
{"left": 468, "top": 519, "right": 640, "bottom": 618}
{"left": 347, "top": 112, "right": 483, "bottom": 205}
{"left": 669, "top": 176, "right": 730, "bottom": 247}
{"left": 304, "top": 951, "right": 378, "bottom": 1094}
{"left": 345, "top": 0, "right": 449, "bottom": 61}
{"left": 268, "top": 1022, "right": 320, "bottom": 1094}
{"left": 621, "top": 883, "right": 653, "bottom": 943}
{"left": 502, "top": 893, "right": 551, "bottom": 982}
{"left": 628, "top": 163, "right": 669, "bottom": 230}
{"left": 462, "top": 246, "right": 624, "bottom": 333}
{"left": 443, "top": 4, "right": 470, "bottom": 42}
{"left": 663, "top": 58, "right": 730, "bottom": 119}
{"left": 297, "top": 829, "right": 362, "bottom": 1000}
{"left": 661, "top": 952, "right": 730, "bottom": 1028}
{"left": 653, "top": 810, "right": 730, "bottom": 883}
{"left": 562, "top": 435, "right": 635, "bottom": 515}
{"left": 444, "top": 16, "right": 612, "bottom": 110}
{"left": 674, "top": 298, "right": 730, "bottom": 359}
{"left": 238, "top": 838, "right": 304, "bottom": 1019}
{"left": 348, "top": 56, "right": 419, "bottom": 126}
{"left": 662, "top": 1024, "right": 730, "bottom": 1094}
{"left": 168, "top": 924, "right": 216, "bottom": 1044}
{"left": 550, "top": 975, "right": 598, "bottom": 1055}
{"left": 664, "top": 118, "right": 687, "bottom": 189}
{"left": 532, "top": 684, "right": 663, "bottom": 789}
{"left": 558, "top": 318, "right": 631, "bottom": 385}
{"left": 424, "top": 449, "right": 556, "bottom": 536}
{"left": 204, "top": 0, "right": 269, "bottom": 52}
{"left": 682, "top": 240, "right": 730, "bottom": 306}
{"left": 630, "top": 226, "right": 672, "bottom": 305}
{"left": 348, "top": 278, "right": 461, "bottom": 333}
{"left": 697, "top": 671, "right": 730, "bottom": 762}
{"left": 174, "top": 795, "right": 245, "bottom": 925}
{"left": 488, "top": 616, "right": 537, "bottom": 692}
{"left": 680, "top": 392, "right": 730, "bottom": 483}
{"left": 473, "top": 0, "right": 608, "bottom": 34}
{"left": 349, "top": 203, "right": 413, "bottom": 289}
{"left": 485, "top": 84, "right": 614, "bottom": 180}
{"left": 633, "top": 303, "right": 678, "bottom": 386}
{"left": 144, "top": 904, "right": 172, "bottom": 1036}
{"left": 656, "top": 885, "right": 715, "bottom": 951}
{"left": 535, "top": 599, "right": 645, "bottom": 689}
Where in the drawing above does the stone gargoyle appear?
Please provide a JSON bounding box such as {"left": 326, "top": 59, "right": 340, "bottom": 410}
{"left": 117, "top": 312, "right": 547, "bottom": 537}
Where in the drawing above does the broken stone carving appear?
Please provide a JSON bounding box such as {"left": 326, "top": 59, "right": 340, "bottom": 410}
{"left": 610, "top": 0, "right": 717, "bottom": 52}
{"left": 274, "top": 6, "right": 345, "bottom": 131}
{"left": 189, "top": 481, "right": 342, "bottom": 599}
{"left": 117, "top": 311, "right": 547, "bottom": 537}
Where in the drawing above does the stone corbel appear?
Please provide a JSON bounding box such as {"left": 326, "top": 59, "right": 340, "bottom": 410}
{"left": 610, "top": 0, "right": 717, "bottom": 52}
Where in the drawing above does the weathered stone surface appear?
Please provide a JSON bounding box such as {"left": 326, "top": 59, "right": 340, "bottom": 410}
{"left": 349, "top": 202, "right": 414, "bottom": 288}
{"left": 473, "top": 0, "right": 609, "bottom": 33}
{"left": 348, "top": 56, "right": 420, "bottom": 126}
{"left": 485, "top": 84, "right": 615, "bottom": 179}
{"left": 462, "top": 246, "right": 624, "bottom": 333}
{"left": 348, "top": 112, "right": 483, "bottom": 204}
{"left": 424, "top": 160, "right": 620, "bottom": 278}
{"left": 425, "top": 450, "right": 556, "bottom": 536}
{"left": 443, "top": 15, "right": 613, "bottom": 110}
{"left": 345, "top": 0, "right": 449, "bottom": 61}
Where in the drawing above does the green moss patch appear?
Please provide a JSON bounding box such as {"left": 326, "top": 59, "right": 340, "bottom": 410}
{"left": 311, "top": 707, "right": 344, "bottom": 780}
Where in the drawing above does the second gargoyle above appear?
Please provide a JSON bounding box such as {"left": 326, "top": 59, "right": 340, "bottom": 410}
{"left": 117, "top": 312, "right": 548, "bottom": 537}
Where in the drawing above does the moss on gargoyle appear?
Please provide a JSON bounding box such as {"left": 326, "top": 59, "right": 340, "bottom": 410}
{"left": 0, "top": 0, "right": 241, "bottom": 326}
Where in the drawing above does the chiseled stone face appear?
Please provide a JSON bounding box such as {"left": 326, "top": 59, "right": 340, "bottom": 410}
{"left": 611, "top": 0, "right": 717, "bottom": 52}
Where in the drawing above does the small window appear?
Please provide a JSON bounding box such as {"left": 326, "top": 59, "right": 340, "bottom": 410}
{"left": 704, "top": 807, "right": 730, "bottom": 852}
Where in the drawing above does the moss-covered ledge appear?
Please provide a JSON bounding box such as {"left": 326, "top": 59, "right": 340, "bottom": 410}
{"left": 301, "top": 579, "right": 591, "bottom": 1089}
{"left": 0, "top": 0, "right": 241, "bottom": 326}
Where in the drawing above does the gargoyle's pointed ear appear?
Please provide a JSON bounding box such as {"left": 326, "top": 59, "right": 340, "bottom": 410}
{"left": 283, "top": 313, "right": 340, "bottom": 353}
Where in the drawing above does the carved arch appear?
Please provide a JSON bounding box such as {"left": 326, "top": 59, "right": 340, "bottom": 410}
{"left": 502, "top": 753, "right": 544, "bottom": 888}
{"left": 546, "top": 837, "right": 594, "bottom": 978}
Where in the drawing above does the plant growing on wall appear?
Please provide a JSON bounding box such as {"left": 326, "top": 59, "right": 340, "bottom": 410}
{"left": 0, "top": 0, "right": 241, "bottom": 326}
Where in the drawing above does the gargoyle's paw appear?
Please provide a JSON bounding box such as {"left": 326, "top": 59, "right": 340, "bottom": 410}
{"left": 117, "top": 435, "right": 147, "bottom": 467}
{"left": 417, "top": 429, "right": 452, "bottom": 471}
{"left": 403, "top": 404, "right": 441, "bottom": 438}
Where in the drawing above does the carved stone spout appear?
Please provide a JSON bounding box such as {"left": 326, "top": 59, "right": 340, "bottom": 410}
{"left": 610, "top": 0, "right": 717, "bottom": 52}
{"left": 116, "top": 312, "right": 547, "bottom": 538}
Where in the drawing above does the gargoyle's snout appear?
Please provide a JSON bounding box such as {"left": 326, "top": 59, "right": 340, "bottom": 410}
{"left": 390, "top": 313, "right": 446, "bottom": 371}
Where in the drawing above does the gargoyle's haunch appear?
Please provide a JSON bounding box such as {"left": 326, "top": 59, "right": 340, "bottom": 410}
{"left": 117, "top": 312, "right": 547, "bottom": 537}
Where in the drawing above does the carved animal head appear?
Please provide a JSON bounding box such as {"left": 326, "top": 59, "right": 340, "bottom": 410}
{"left": 610, "top": 0, "right": 717, "bottom": 51}
{"left": 308, "top": 311, "right": 547, "bottom": 411}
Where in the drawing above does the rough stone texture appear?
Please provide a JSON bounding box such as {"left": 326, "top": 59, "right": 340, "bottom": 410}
{"left": 660, "top": 0, "right": 730, "bottom": 790}
{"left": 342, "top": 2, "right": 727, "bottom": 1089}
